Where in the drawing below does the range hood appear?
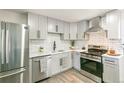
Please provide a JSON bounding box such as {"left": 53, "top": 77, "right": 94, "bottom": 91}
{"left": 86, "top": 16, "right": 105, "bottom": 33}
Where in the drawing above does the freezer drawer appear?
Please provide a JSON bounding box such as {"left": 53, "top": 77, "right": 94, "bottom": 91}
{"left": 0, "top": 68, "right": 25, "bottom": 83}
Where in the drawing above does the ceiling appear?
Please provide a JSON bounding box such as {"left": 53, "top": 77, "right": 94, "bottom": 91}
{"left": 9, "top": 9, "right": 111, "bottom": 22}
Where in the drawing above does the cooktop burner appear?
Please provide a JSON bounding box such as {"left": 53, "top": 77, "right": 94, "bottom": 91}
{"left": 81, "top": 48, "right": 107, "bottom": 56}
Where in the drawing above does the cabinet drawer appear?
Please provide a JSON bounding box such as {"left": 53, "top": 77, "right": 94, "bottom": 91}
{"left": 102, "top": 57, "right": 118, "bottom": 65}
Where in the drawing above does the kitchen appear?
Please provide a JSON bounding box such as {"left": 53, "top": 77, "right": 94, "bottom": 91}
{"left": 0, "top": 9, "right": 124, "bottom": 83}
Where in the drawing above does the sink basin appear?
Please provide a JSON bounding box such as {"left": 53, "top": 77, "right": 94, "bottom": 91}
{"left": 51, "top": 50, "right": 65, "bottom": 53}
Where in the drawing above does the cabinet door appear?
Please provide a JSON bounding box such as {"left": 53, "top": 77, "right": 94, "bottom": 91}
{"left": 63, "top": 22, "right": 70, "bottom": 40}
{"left": 28, "top": 13, "right": 39, "bottom": 39}
{"left": 60, "top": 52, "right": 72, "bottom": 72}
{"left": 120, "top": 10, "right": 124, "bottom": 44}
{"left": 106, "top": 10, "right": 121, "bottom": 39}
{"left": 70, "top": 23, "right": 77, "bottom": 40}
{"left": 38, "top": 15, "right": 47, "bottom": 39}
{"left": 72, "top": 52, "right": 80, "bottom": 71}
{"left": 77, "top": 21, "right": 88, "bottom": 40}
{"left": 48, "top": 18, "right": 56, "bottom": 33}
{"left": 101, "top": 16, "right": 107, "bottom": 30}
{"left": 103, "top": 63, "right": 119, "bottom": 83}
{"left": 57, "top": 20, "right": 64, "bottom": 33}
{"left": 51, "top": 55, "right": 61, "bottom": 75}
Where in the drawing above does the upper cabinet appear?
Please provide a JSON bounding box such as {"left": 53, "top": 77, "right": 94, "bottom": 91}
{"left": 48, "top": 18, "right": 64, "bottom": 34}
{"left": 101, "top": 15, "right": 108, "bottom": 30}
{"left": 77, "top": 21, "right": 89, "bottom": 40}
{"left": 28, "top": 13, "right": 47, "bottom": 39}
{"left": 61, "top": 22, "right": 70, "bottom": 40}
{"left": 106, "top": 10, "right": 121, "bottom": 39}
{"left": 120, "top": 10, "right": 124, "bottom": 44}
{"left": 69, "top": 23, "right": 78, "bottom": 40}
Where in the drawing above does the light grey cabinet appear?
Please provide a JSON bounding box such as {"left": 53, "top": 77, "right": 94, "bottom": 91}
{"left": 57, "top": 20, "right": 64, "bottom": 33}
{"left": 38, "top": 15, "right": 48, "bottom": 39}
{"left": 70, "top": 23, "right": 78, "bottom": 40}
{"left": 28, "top": 13, "right": 47, "bottom": 39}
{"left": 103, "top": 57, "right": 119, "bottom": 83}
{"left": 48, "top": 18, "right": 64, "bottom": 34}
{"left": 60, "top": 52, "right": 72, "bottom": 72}
{"left": 103, "top": 62, "right": 119, "bottom": 83}
{"left": 72, "top": 52, "right": 80, "bottom": 71}
{"left": 77, "top": 21, "right": 89, "bottom": 40}
{"left": 106, "top": 10, "right": 121, "bottom": 39}
{"left": 61, "top": 22, "right": 70, "bottom": 40}
{"left": 48, "top": 18, "right": 56, "bottom": 33}
{"left": 120, "top": 10, "right": 124, "bottom": 44}
{"left": 51, "top": 54, "right": 61, "bottom": 75}
{"left": 51, "top": 52, "right": 72, "bottom": 76}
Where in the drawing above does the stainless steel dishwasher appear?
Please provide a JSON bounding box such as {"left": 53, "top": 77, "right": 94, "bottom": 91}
{"left": 30, "top": 55, "right": 52, "bottom": 83}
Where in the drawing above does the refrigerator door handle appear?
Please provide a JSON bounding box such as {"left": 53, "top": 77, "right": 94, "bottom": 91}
{"left": 1, "top": 29, "right": 5, "bottom": 64}
{"left": 6, "top": 29, "right": 10, "bottom": 64}
{"left": 0, "top": 68, "right": 26, "bottom": 79}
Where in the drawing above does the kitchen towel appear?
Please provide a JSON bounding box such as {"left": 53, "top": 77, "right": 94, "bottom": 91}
{"left": 39, "top": 58, "right": 45, "bottom": 73}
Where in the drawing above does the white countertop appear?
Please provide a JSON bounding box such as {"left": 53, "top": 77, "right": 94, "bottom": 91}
{"left": 29, "top": 49, "right": 86, "bottom": 58}
{"left": 102, "top": 54, "right": 124, "bottom": 59}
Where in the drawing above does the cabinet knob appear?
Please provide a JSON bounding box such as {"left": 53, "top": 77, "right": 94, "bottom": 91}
{"left": 56, "top": 25, "right": 58, "bottom": 32}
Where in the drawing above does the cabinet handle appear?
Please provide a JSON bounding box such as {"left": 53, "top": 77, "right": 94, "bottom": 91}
{"left": 60, "top": 58, "right": 63, "bottom": 66}
{"left": 76, "top": 33, "right": 78, "bottom": 39}
{"left": 104, "top": 59, "right": 115, "bottom": 62}
{"left": 37, "top": 30, "right": 40, "bottom": 38}
{"left": 69, "top": 33, "right": 70, "bottom": 39}
{"left": 34, "top": 60, "right": 40, "bottom": 62}
{"left": 56, "top": 25, "right": 58, "bottom": 32}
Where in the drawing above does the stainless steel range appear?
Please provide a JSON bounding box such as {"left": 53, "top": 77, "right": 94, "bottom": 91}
{"left": 80, "top": 45, "right": 107, "bottom": 82}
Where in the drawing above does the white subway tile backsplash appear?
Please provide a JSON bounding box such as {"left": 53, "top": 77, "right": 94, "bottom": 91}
{"left": 87, "top": 32, "right": 123, "bottom": 54}
{"left": 29, "top": 33, "right": 71, "bottom": 55}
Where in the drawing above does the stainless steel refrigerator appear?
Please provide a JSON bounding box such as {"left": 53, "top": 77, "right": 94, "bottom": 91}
{"left": 0, "top": 21, "right": 29, "bottom": 83}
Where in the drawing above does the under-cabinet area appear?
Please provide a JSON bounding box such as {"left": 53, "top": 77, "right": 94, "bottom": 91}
{"left": 1, "top": 9, "right": 124, "bottom": 83}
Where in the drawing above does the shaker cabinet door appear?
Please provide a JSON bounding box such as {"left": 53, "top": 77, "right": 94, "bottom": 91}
{"left": 48, "top": 18, "right": 56, "bottom": 33}
{"left": 106, "top": 10, "right": 121, "bottom": 39}
{"left": 28, "top": 13, "right": 39, "bottom": 39}
{"left": 103, "top": 63, "right": 119, "bottom": 83}
{"left": 63, "top": 22, "right": 70, "bottom": 40}
{"left": 51, "top": 55, "right": 61, "bottom": 76}
{"left": 77, "top": 21, "right": 88, "bottom": 40}
{"left": 38, "top": 15, "right": 47, "bottom": 39}
{"left": 70, "top": 23, "right": 77, "bottom": 40}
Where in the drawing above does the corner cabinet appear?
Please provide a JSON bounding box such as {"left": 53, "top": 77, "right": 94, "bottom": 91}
{"left": 28, "top": 13, "right": 47, "bottom": 40}
{"left": 69, "top": 23, "right": 78, "bottom": 40}
{"left": 48, "top": 18, "right": 64, "bottom": 34}
{"left": 51, "top": 52, "right": 72, "bottom": 76}
{"left": 77, "top": 21, "right": 89, "bottom": 40}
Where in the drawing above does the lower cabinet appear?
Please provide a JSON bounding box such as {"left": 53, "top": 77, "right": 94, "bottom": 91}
{"left": 51, "top": 52, "right": 72, "bottom": 76}
{"left": 72, "top": 52, "right": 81, "bottom": 71}
{"left": 60, "top": 52, "right": 72, "bottom": 72}
{"left": 103, "top": 63, "right": 119, "bottom": 83}
{"left": 51, "top": 54, "right": 61, "bottom": 76}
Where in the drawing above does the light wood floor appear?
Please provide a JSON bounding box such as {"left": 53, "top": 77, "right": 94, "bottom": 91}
{"left": 40, "top": 69, "right": 96, "bottom": 83}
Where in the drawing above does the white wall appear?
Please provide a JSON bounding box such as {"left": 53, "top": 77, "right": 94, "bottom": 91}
{"left": 0, "top": 10, "right": 27, "bottom": 24}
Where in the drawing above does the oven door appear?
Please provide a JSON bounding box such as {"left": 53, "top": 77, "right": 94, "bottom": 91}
{"left": 80, "top": 57, "right": 102, "bottom": 77}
